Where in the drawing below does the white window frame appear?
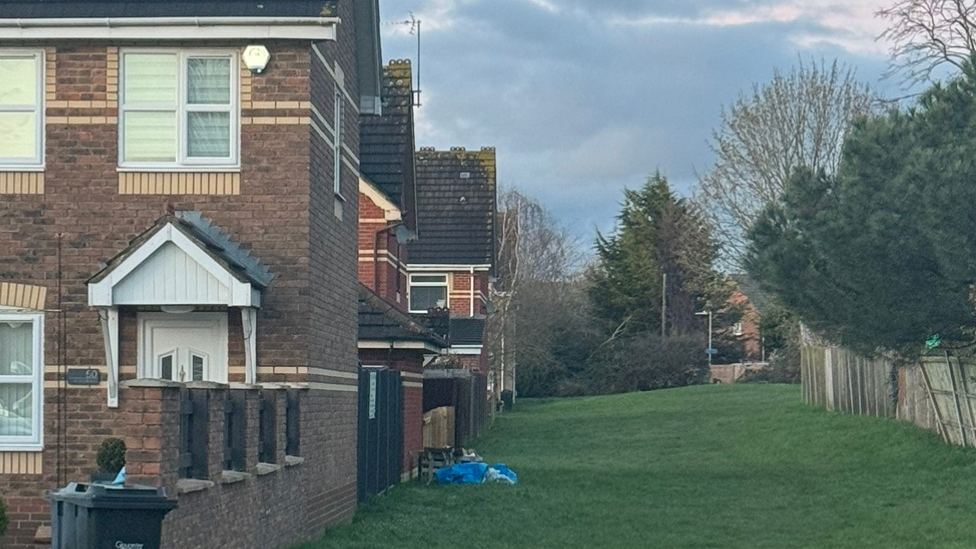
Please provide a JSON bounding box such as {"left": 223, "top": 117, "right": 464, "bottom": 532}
{"left": 118, "top": 48, "right": 240, "bottom": 171}
{"left": 0, "top": 311, "right": 44, "bottom": 451}
{"left": 0, "top": 49, "right": 44, "bottom": 170}
{"left": 333, "top": 90, "right": 344, "bottom": 197}
{"left": 408, "top": 274, "right": 448, "bottom": 313}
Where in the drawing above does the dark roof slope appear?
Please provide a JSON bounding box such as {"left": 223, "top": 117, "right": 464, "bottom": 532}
{"left": 449, "top": 317, "right": 485, "bottom": 346}
{"left": 358, "top": 285, "right": 448, "bottom": 348}
{"left": 89, "top": 211, "right": 274, "bottom": 289}
{"left": 730, "top": 273, "right": 773, "bottom": 315}
{"left": 359, "top": 59, "right": 418, "bottom": 229}
{"left": 0, "top": 1, "right": 338, "bottom": 18}
{"left": 408, "top": 147, "right": 496, "bottom": 266}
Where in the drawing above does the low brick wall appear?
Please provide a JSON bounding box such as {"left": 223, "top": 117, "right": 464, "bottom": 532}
{"left": 7, "top": 380, "right": 356, "bottom": 549}
{"left": 709, "top": 363, "right": 767, "bottom": 384}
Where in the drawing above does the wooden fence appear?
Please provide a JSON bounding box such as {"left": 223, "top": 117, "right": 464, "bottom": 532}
{"left": 800, "top": 346, "right": 896, "bottom": 418}
{"left": 801, "top": 346, "right": 976, "bottom": 445}
{"left": 423, "top": 406, "right": 454, "bottom": 448}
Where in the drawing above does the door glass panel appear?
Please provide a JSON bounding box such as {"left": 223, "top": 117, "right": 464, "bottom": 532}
{"left": 159, "top": 353, "right": 174, "bottom": 380}
{"left": 191, "top": 354, "right": 205, "bottom": 382}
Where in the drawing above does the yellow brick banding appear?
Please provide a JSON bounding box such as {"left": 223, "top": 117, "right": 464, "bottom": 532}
{"left": 242, "top": 116, "right": 311, "bottom": 126}
{"left": 0, "top": 452, "right": 43, "bottom": 475}
{"left": 118, "top": 172, "right": 241, "bottom": 195}
{"left": 0, "top": 282, "right": 47, "bottom": 310}
{"left": 45, "top": 47, "right": 56, "bottom": 101}
{"left": 0, "top": 173, "right": 44, "bottom": 195}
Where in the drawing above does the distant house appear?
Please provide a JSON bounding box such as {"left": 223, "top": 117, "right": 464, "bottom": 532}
{"left": 730, "top": 274, "right": 772, "bottom": 361}
{"left": 394, "top": 146, "right": 497, "bottom": 446}
{"left": 408, "top": 146, "right": 497, "bottom": 372}
{"left": 356, "top": 60, "right": 447, "bottom": 490}
{"left": 0, "top": 1, "right": 382, "bottom": 547}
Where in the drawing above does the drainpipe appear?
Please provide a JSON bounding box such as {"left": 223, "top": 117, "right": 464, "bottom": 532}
{"left": 469, "top": 266, "right": 475, "bottom": 316}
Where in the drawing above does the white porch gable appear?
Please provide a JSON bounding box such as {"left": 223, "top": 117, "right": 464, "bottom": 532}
{"left": 89, "top": 216, "right": 272, "bottom": 406}
{"left": 88, "top": 222, "right": 260, "bottom": 308}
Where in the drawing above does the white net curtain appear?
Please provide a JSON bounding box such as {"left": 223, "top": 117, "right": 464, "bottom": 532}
{"left": 0, "top": 321, "right": 33, "bottom": 437}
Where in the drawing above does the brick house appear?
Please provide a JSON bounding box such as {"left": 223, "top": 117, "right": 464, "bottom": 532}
{"left": 729, "top": 274, "right": 770, "bottom": 361}
{"left": 0, "top": 1, "right": 382, "bottom": 547}
{"left": 407, "top": 147, "right": 496, "bottom": 373}
{"left": 356, "top": 59, "right": 447, "bottom": 485}
{"left": 406, "top": 147, "right": 497, "bottom": 445}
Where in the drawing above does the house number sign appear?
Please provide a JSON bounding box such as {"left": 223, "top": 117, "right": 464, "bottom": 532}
{"left": 368, "top": 372, "right": 377, "bottom": 419}
{"left": 66, "top": 368, "right": 101, "bottom": 385}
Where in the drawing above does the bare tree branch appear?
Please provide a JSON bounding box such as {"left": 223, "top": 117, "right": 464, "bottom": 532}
{"left": 878, "top": 0, "right": 976, "bottom": 84}
{"left": 694, "top": 59, "right": 877, "bottom": 270}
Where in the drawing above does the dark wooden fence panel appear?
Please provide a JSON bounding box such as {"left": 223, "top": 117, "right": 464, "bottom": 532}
{"left": 179, "top": 388, "right": 210, "bottom": 479}
{"left": 358, "top": 367, "right": 403, "bottom": 502}
{"left": 258, "top": 390, "right": 277, "bottom": 464}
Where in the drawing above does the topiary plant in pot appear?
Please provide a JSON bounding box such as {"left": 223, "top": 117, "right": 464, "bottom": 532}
{"left": 92, "top": 437, "right": 126, "bottom": 483}
{"left": 0, "top": 492, "right": 8, "bottom": 537}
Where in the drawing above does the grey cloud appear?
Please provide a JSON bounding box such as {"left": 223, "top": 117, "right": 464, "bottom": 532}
{"left": 380, "top": 0, "right": 893, "bottom": 243}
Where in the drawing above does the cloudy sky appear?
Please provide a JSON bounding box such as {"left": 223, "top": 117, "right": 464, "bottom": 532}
{"left": 377, "top": 0, "right": 903, "bottom": 241}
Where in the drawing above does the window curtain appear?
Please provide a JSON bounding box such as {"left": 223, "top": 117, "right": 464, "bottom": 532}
{"left": 0, "top": 322, "right": 33, "bottom": 437}
{"left": 187, "top": 58, "right": 231, "bottom": 158}
{"left": 411, "top": 286, "right": 447, "bottom": 311}
{"left": 0, "top": 56, "right": 38, "bottom": 161}
{"left": 122, "top": 53, "right": 178, "bottom": 163}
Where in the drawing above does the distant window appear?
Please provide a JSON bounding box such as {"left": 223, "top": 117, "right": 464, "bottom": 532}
{"left": 0, "top": 312, "right": 43, "bottom": 450}
{"left": 409, "top": 274, "right": 448, "bottom": 313}
{"left": 733, "top": 322, "right": 743, "bottom": 336}
{"left": 0, "top": 50, "right": 43, "bottom": 168}
{"left": 120, "top": 50, "right": 238, "bottom": 168}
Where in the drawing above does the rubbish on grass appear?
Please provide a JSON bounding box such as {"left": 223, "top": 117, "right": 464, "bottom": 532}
{"left": 435, "top": 462, "right": 518, "bottom": 485}
{"left": 485, "top": 464, "right": 517, "bottom": 484}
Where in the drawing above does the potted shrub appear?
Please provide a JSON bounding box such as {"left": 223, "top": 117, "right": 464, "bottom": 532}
{"left": 91, "top": 437, "right": 126, "bottom": 483}
{"left": 0, "top": 493, "right": 8, "bottom": 537}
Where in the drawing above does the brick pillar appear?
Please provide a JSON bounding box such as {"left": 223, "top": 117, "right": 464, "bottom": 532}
{"left": 119, "top": 379, "right": 181, "bottom": 495}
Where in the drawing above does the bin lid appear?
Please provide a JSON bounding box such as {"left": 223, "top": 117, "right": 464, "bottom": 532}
{"left": 48, "top": 482, "right": 178, "bottom": 510}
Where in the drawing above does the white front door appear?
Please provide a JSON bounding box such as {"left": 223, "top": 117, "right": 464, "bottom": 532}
{"left": 139, "top": 313, "right": 228, "bottom": 383}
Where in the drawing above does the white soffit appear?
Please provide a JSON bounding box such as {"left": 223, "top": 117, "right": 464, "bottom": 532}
{"left": 359, "top": 177, "right": 402, "bottom": 221}
{"left": 0, "top": 17, "right": 339, "bottom": 40}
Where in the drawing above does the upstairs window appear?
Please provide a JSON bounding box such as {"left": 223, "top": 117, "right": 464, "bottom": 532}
{"left": 409, "top": 274, "right": 448, "bottom": 313}
{"left": 120, "top": 50, "right": 238, "bottom": 169}
{"left": 0, "top": 312, "right": 43, "bottom": 450}
{"left": 0, "top": 51, "right": 43, "bottom": 169}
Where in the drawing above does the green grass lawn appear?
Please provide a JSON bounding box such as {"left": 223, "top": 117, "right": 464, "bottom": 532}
{"left": 295, "top": 385, "right": 976, "bottom": 549}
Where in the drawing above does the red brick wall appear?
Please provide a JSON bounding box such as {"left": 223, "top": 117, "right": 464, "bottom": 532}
{"left": 0, "top": 11, "right": 361, "bottom": 547}
{"left": 728, "top": 289, "right": 762, "bottom": 359}
{"left": 358, "top": 192, "right": 407, "bottom": 311}
{"left": 445, "top": 271, "right": 489, "bottom": 316}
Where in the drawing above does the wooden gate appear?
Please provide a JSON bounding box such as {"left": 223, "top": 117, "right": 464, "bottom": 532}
{"left": 357, "top": 367, "right": 403, "bottom": 502}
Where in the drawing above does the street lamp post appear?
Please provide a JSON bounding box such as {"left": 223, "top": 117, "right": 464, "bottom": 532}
{"left": 695, "top": 310, "right": 713, "bottom": 367}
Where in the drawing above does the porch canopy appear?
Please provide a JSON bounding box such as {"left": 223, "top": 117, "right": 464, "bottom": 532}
{"left": 88, "top": 211, "right": 273, "bottom": 406}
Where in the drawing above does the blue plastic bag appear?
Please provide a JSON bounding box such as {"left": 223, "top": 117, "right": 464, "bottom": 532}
{"left": 435, "top": 462, "right": 488, "bottom": 484}
{"left": 488, "top": 463, "right": 518, "bottom": 484}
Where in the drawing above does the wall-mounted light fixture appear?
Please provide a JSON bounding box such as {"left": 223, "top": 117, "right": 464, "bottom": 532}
{"left": 242, "top": 45, "right": 271, "bottom": 74}
{"left": 160, "top": 305, "right": 195, "bottom": 314}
